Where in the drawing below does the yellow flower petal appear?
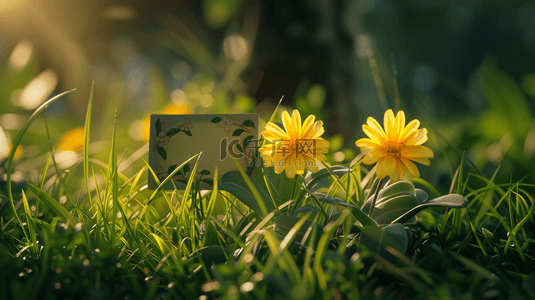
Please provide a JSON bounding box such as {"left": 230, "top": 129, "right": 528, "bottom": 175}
{"left": 363, "top": 124, "right": 384, "bottom": 143}
{"left": 399, "top": 119, "right": 420, "bottom": 142}
{"left": 376, "top": 156, "right": 396, "bottom": 178}
{"left": 395, "top": 110, "right": 406, "bottom": 136}
{"left": 400, "top": 158, "right": 419, "bottom": 179}
{"left": 384, "top": 109, "right": 397, "bottom": 140}
{"left": 315, "top": 138, "right": 330, "bottom": 152}
{"left": 310, "top": 121, "right": 325, "bottom": 139}
{"left": 301, "top": 115, "right": 316, "bottom": 137}
{"left": 409, "top": 157, "right": 431, "bottom": 166}
{"left": 291, "top": 110, "right": 302, "bottom": 136}
{"left": 367, "top": 117, "right": 385, "bottom": 137}
{"left": 281, "top": 111, "right": 294, "bottom": 137}
{"left": 274, "top": 161, "right": 285, "bottom": 174}
{"left": 405, "top": 128, "right": 428, "bottom": 145}
{"left": 263, "top": 123, "right": 288, "bottom": 141}
{"left": 295, "top": 155, "right": 305, "bottom": 175}
{"left": 402, "top": 145, "right": 434, "bottom": 159}
{"left": 390, "top": 163, "right": 402, "bottom": 182}
{"left": 363, "top": 155, "right": 380, "bottom": 165}
{"left": 314, "top": 153, "right": 327, "bottom": 162}
{"left": 305, "top": 160, "right": 319, "bottom": 173}
{"left": 285, "top": 156, "right": 296, "bottom": 178}
{"left": 355, "top": 137, "right": 381, "bottom": 148}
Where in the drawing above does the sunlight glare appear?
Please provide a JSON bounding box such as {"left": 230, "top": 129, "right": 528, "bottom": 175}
{"left": 8, "top": 40, "right": 33, "bottom": 71}
{"left": 17, "top": 69, "right": 58, "bottom": 110}
{"left": 201, "top": 281, "right": 220, "bottom": 292}
{"left": 171, "top": 89, "right": 187, "bottom": 106}
{"left": 0, "top": 0, "right": 27, "bottom": 13}
{"left": 333, "top": 151, "right": 345, "bottom": 162}
{"left": 54, "top": 151, "right": 79, "bottom": 169}
{"left": 102, "top": 5, "right": 136, "bottom": 20}
{"left": 240, "top": 282, "right": 254, "bottom": 293}
{"left": 199, "top": 94, "right": 214, "bottom": 107}
{"left": 0, "top": 126, "right": 9, "bottom": 161}
{"left": 129, "top": 120, "right": 145, "bottom": 141}
{"left": 223, "top": 34, "right": 248, "bottom": 61}
{"left": 0, "top": 114, "right": 24, "bottom": 130}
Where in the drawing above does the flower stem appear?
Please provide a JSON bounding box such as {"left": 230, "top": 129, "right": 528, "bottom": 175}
{"left": 288, "top": 175, "right": 299, "bottom": 214}
{"left": 368, "top": 178, "right": 384, "bottom": 218}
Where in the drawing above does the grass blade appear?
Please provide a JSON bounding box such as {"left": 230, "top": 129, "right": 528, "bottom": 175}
{"left": 6, "top": 89, "right": 75, "bottom": 237}
{"left": 84, "top": 82, "right": 94, "bottom": 207}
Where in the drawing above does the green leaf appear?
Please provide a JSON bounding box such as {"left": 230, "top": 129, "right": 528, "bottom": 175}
{"left": 241, "top": 119, "right": 255, "bottom": 128}
{"left": 359, "top": 223, "right": 411, "bottom": 257}
{"left": 377, "top": 181, "right": 416, "bottom": 200}
{"left": 314, "top": 193, "right": 377, "bottom": 227}
{"left": 188, "top": 246, "right": 230, "bottom": 265}
{"left": 142, "top": 153, "right": 201, "bottom": 217}
{"left": 232, "top": 128, "right": 245, "bottom": 137}
{"left": 391, "top": 194, "right": 469, "bottom": 224}
{"left": 274, "top": 215, "right": 324, "bottom": 247}
{"left": 220, "top": 170, "right": 275, "bottom": 216}
{"left": 155, "top": 118, "right": 162, "bottom": 133}
{"left": 296, "top": 166, "right": 352, "bottom": 202}
{"left": 21, "top": 190, "right": 37, "bottom": 257}
{"left": 236, "top": 144, "right": 243, "bottom": 152}
{"left": 184, "top": 130, "right": 192, "bottom": 136}
{"left": 183, "top": 162, "right": 191, "bottom": 173}
{"left": 27, "top": 184, "right": 78, "bottom": 227}
{"left": 200, "top": 170, "right": 211, "bottom": 175}
{"left": 167, "top": 165, "right": 178, "bottom": 174}
{"left": 167, "top": 128, "right": 181, "bottom": 137}
{"left": 362, "top": 194, "right": 420, "bottom": 225}
{"left": 158, "top": 147, "right": 167, "bottom": 160}
{"left": 211, "top": 116, "right": 222, "bottom": 123}
{"left": 477, "top": 56, "right": 532, "bottom": 139}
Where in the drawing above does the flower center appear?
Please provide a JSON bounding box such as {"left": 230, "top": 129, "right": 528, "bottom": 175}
{"left": 385, "top": 141, "right": 404, "bottom": 157}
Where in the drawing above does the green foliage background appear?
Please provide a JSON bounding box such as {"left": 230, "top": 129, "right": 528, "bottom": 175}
{"left": 0, "top": 0, "right": 535, "bottom": 299}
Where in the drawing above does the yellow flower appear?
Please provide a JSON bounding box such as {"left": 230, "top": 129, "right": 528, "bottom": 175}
{"left": 355, "top": 109, "right": 434, "bottom": 182}
{"left": 58, "top": 127, "right": 85, "bottom": 152}
{"left": 259, "top": 110, "right": 330, "bottom": 178}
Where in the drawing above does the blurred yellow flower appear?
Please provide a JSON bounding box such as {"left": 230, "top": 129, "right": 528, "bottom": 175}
{"left": 58, "top": 126, "right": 85, "bottom": 152}
{"left": 259, "top": 110, "right": 330, "bottom": 178}
{"left": 141, "top": 103, "right": 191, "bottom": 142}
{"left": 355, "top": 109, "right": 434, "bottom": 182}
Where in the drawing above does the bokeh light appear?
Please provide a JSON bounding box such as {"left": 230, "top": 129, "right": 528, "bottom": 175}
{"left": 0, "top": 125, "right": 9, "bottom": 161}
{"left": 16, "top": 69, "right": 58, "bottom": 110}
{"left": 0, "top": 114, "right": 24, "bottom": 131}
{"left": 134, "top": 103, "right": 192, "bottom": 142}
{"left": 171, "top": 89, "right": 188, "bottom": 106}
{"left": 8, "top": 39, "right": 33, "bottom": 71}
{"left": 223, "top": 34, "right": 249, "bottom": 61}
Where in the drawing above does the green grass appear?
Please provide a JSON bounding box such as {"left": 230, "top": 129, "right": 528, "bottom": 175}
{"left": 0, "top": 89, "right": 534, "bottom": 300}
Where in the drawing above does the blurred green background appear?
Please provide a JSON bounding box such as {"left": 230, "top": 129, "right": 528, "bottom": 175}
{"left": 1, "top": 0, "right": 535, "bottom": 192}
